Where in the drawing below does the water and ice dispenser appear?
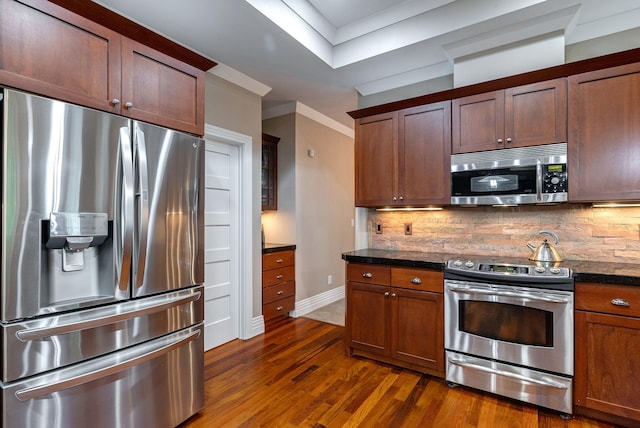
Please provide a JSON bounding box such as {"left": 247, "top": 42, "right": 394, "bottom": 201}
{"left": 44, "top": 212, "right": 112, "bottom": 305}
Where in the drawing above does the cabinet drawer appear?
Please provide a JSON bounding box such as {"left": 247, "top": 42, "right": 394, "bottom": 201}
{"left": 263, "top": 296, "right": 295, "bottom": 320}
{"left": 391, "top": 267, "right": 443, "bottom": 292}
{"left": 262, "top": 266, "right": 295, "bottom": 287}
{"left": 263, "top": 251, "right": 294, "bottom": 270}
{"left": 263, "top": 281, "right": 295, "bottom": 304}
{"left": 347, "top": 263, "right": 390, "bottom": 286}
{"left": 576, "top": 282, "right": 640, "bottom": 317}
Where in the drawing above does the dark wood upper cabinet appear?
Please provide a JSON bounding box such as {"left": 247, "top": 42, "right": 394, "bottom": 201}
{"left": 261, "top": 133, "right": 280, "bottom": 211}
{"left": 355, "top": 102, "right": 451, "bottom": 207}
{"left": 452, "top": 78, "right": 566, "bottom": 154}
{"left": 0, "top": 0, "right": 205, "bottom": 135}
{"left": 568, "top": 62, "right": 640, "bottom": 202}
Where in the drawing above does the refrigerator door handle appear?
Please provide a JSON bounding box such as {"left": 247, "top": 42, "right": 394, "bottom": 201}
{"left": 15, "top": 328, "right": 201, "bottom": 401}
{"left": 134, "top": 125, "right": 150, "bottom": 288}
{"left": 118, "top": 126, "right": 135, "bottom": 292}
{"left": 15, "top": 291, "right": 201, "bottom": 341}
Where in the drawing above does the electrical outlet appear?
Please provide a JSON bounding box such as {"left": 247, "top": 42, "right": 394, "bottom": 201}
{"left": 405, "top": 223, "right": 412, "bottom": 235}
{"left": 375, "top": 222, "right": 383, "bottom": 234}
{"left": 328, "top": 275, "right": 332, "bottom": 285}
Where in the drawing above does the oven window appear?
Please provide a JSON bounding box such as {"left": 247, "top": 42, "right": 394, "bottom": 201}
{"left": 459, "top": 301, "right": 553, "bottom": 347}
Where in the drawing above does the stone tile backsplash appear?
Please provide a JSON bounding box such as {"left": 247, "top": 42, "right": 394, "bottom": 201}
{"left": 368, "top": 204, "right": 640, "bottom": 264}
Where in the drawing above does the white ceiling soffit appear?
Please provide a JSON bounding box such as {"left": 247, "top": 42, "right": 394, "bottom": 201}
{"left": 243, "top": 0, "right": 591, "bottom": 95}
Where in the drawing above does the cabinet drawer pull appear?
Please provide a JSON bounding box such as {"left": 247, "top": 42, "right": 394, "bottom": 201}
{"left": 276, "top": 274, "right": 283, "bottom": 279}
{"left": 276, "top": 258, "right": 284, "bottom": 263}
{"left": 611, "top": 298, "right": 630, "bottom": 307}
{"left": 277, "top": 290, "right": 284, "bottom": 295}
{"left": 276, "top": 306, "right": 284, "bottom": 311}
{"left": 411, "top": 277, "right": 421, "bottom": 284}
{"left": 362, "top": 272, "right": 373, "bottom": 278}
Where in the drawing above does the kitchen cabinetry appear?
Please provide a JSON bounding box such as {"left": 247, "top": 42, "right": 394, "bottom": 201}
{"left": 568, "top": 63, "right": 640, "bottom": 202}
{"left": 346, "top": 263, "right": 444, "bottom": 377}
{"left": 261, "top": 133, "right": 280, "bottom": 211}
{"left": 452, "top": 78, "right": 566, "bottom": 154}
{"left": 575, "top": 282, "right": 640, "bottom": 424}
{"left": 0, "top": 0, "right": 204, "bottom": 135}
{"left": 262, "top": 249, "right": 295, "bottom": 322}
{"left": 355, "top": 101, "right": 451, "bottom": 207}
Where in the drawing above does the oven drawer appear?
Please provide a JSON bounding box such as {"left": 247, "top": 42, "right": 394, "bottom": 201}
{"left": 347, "top": 263, "right": 390, "bottom": 286}
{"left": 576, "top": 282, "right": 640, "bottom": 317}
{"left": 446, "top": 351, "right": 572, "bottom": 414}
{"left": 391, "top": 267, "right": 443, "bottom": 292}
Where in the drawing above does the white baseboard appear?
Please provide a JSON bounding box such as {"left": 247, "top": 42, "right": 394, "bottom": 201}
{"left": 290, "top": 285, "right": 345, "bottom": 318}
{"left": 242, "top": 315, "right": 265, "bottom": 340}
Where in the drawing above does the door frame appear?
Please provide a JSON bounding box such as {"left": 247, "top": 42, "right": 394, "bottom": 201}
{"left": 204, "top": 124, "right": 259, "bottom": 340}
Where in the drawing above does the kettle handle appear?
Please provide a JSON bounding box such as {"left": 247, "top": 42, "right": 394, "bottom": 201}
{"left": 539, "top": 230, "right": 559, "bottom": 244}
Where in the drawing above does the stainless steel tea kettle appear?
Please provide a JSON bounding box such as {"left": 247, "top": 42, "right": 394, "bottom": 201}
{"left": 527, "top": 230, "right": 563, "bottom": 262}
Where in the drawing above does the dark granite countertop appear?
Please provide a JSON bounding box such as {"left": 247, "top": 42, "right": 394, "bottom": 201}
{"left": 262, "top": 243, "right": 296, "bottom": 254}
{"left": 342, "top": 248, "right": 640, "bottom": 287}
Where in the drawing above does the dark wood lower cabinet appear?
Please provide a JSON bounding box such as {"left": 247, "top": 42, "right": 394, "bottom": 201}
{"left": 574, "top": 282, "right": 640, "bottom": 426}
{"left": 345, "top": 263, "right": 444, "bottom": 378}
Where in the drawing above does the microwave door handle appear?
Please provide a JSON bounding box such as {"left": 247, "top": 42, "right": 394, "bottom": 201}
{"left": 118, "top": 127, "right": 134, "bottom": 293}
{"left": 536, "top": 158, "right": 543, "bottom": 201}
{"left": 134, "top": 126, "right": 149, "bottom": 289}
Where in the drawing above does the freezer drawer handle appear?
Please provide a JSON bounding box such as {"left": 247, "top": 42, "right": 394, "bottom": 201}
{"left": 15, "top": 291, "right": 201, "bottom": 341}
{"left": 15, "top": 328, "right": 201, "bottom": 401}
{"left": 448, "top": 356, "right": 568, "bottom": 389}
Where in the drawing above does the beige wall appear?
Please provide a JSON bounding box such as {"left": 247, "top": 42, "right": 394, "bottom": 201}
{"left": 204, "top": 73, "right": 263, "bottom": 317}
{"left": 368, "top": 205, "right": 640, "bottom": 264}
{"left": 263, "top": 113, "right": 355, "bottom": 301}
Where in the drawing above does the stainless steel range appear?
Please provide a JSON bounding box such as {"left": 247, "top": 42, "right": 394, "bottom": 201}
{"left": 444, "top": 258, "right": 574, "bottom": 415}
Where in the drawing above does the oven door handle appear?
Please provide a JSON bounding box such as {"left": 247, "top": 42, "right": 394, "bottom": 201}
{"left": 446, "top": 284, "right": 570, "bottom": 304}
{"left": 448, "top": 356, "right": 569, "bottom": 389}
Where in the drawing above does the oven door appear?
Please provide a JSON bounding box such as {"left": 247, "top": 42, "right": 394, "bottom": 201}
{"left": 444, "top": 279, "right": 573, "bottom": 376}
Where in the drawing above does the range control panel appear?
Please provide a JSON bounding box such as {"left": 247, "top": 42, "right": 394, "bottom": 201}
{"left": 446, "top": 259, "right": 572, "bottom": 280}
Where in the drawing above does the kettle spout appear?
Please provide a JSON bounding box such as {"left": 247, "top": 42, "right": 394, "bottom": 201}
{"left": 527, "top": 243, "right": 536, "bottom": 252}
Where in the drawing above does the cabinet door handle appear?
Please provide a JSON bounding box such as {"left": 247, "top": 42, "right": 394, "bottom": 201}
{"left": 276, "top": 258, "right": 284, "bottom": 263}
{"left": 384, "top": 292, "right": 390, "bottom": 297}
{"left": 111, "top": 98, "right": 120, "bottom": 106}
{"left": 391, "top": 293, "right": 397, "bottom": 298}
{"left": 124, "top": 101, "right": 134, "bottom": 110}
{"left": 399, "top": 196, "right": 404, "bottom": 201}
{"left": 392, "top": 196, "right": 398, "bottom": 201}
{"left": 611, "top": 298, "right": 630, "bottom": 307}
{"left": 497, "top": 138, "right": 503, "bottom": 144}
{"left": 411, "top": 277, "right": 421, "bottom": 284}
{"left": 362, "top": 272, "right": 373, "bottom": 278}
{"left": 276, "top": 274, "right": 283, "bottom": 279}
{"left": 506, "top": 137, "right": 512, "bottom": 143}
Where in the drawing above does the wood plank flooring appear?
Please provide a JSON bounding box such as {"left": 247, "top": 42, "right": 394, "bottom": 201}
{"left": 179, "top": 317, "right": 615, "bottom": 428}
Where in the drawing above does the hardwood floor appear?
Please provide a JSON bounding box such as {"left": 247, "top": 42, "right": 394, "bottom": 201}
{"left": 179, "top": 317, "right": 615, "bottom": 428}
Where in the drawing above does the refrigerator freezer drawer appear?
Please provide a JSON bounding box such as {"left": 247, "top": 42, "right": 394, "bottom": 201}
{"left": 1, "top": 285, "right": 204, "bottom": 382}
{"left": 1, "top": 324, "right": 204, "bottom": 428}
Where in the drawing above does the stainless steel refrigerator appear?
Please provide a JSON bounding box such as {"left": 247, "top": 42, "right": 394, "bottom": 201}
{"left": 0, "top": 88, "right": 205, "bottom": 427}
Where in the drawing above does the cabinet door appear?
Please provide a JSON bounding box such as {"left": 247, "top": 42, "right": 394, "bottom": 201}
{"left": 398, "top": 101, "right": 451, "bottom": 205}
{"left": 504, "top": 78, "right": 566, "bottom": 149}
{"left": 390, "top": 288, "right": 444, "bottom": 375}
{"left": 568, "top": 63, "right": 640, "bottom": 202}
{"left": 452, "top": 90, "right": 504, "bottom": 154}
{"left": 121, "top": 37, "right": 204, "bottom": 135}
{"left": 575, "top": 310, "right": 640, "bottom": 421}
{"left": 0, "top": 0, "right": 121, "bottom": 113}
{"left": 346, "top": 282, "right": 389, "bottom": 356}
{"left": 355, "top": 112, "right": 398, "bottom": 207}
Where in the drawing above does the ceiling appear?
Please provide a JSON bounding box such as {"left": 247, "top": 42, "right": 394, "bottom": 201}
{"left": 94, "top": 0, "right": 640, "bottom": 129}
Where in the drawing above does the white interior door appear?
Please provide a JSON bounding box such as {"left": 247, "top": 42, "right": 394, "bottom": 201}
{"left": 203, "top": 139, "right": 240, "bottom": 350}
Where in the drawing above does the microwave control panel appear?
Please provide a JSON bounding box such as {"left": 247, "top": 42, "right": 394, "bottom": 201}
{"left": 542, "top": 164, "right": 567, "bottom": 193}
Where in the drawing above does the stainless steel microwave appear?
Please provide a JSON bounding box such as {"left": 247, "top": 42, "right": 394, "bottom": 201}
{"left": 451, "top": 143, "right": 567, "bottom": 205}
